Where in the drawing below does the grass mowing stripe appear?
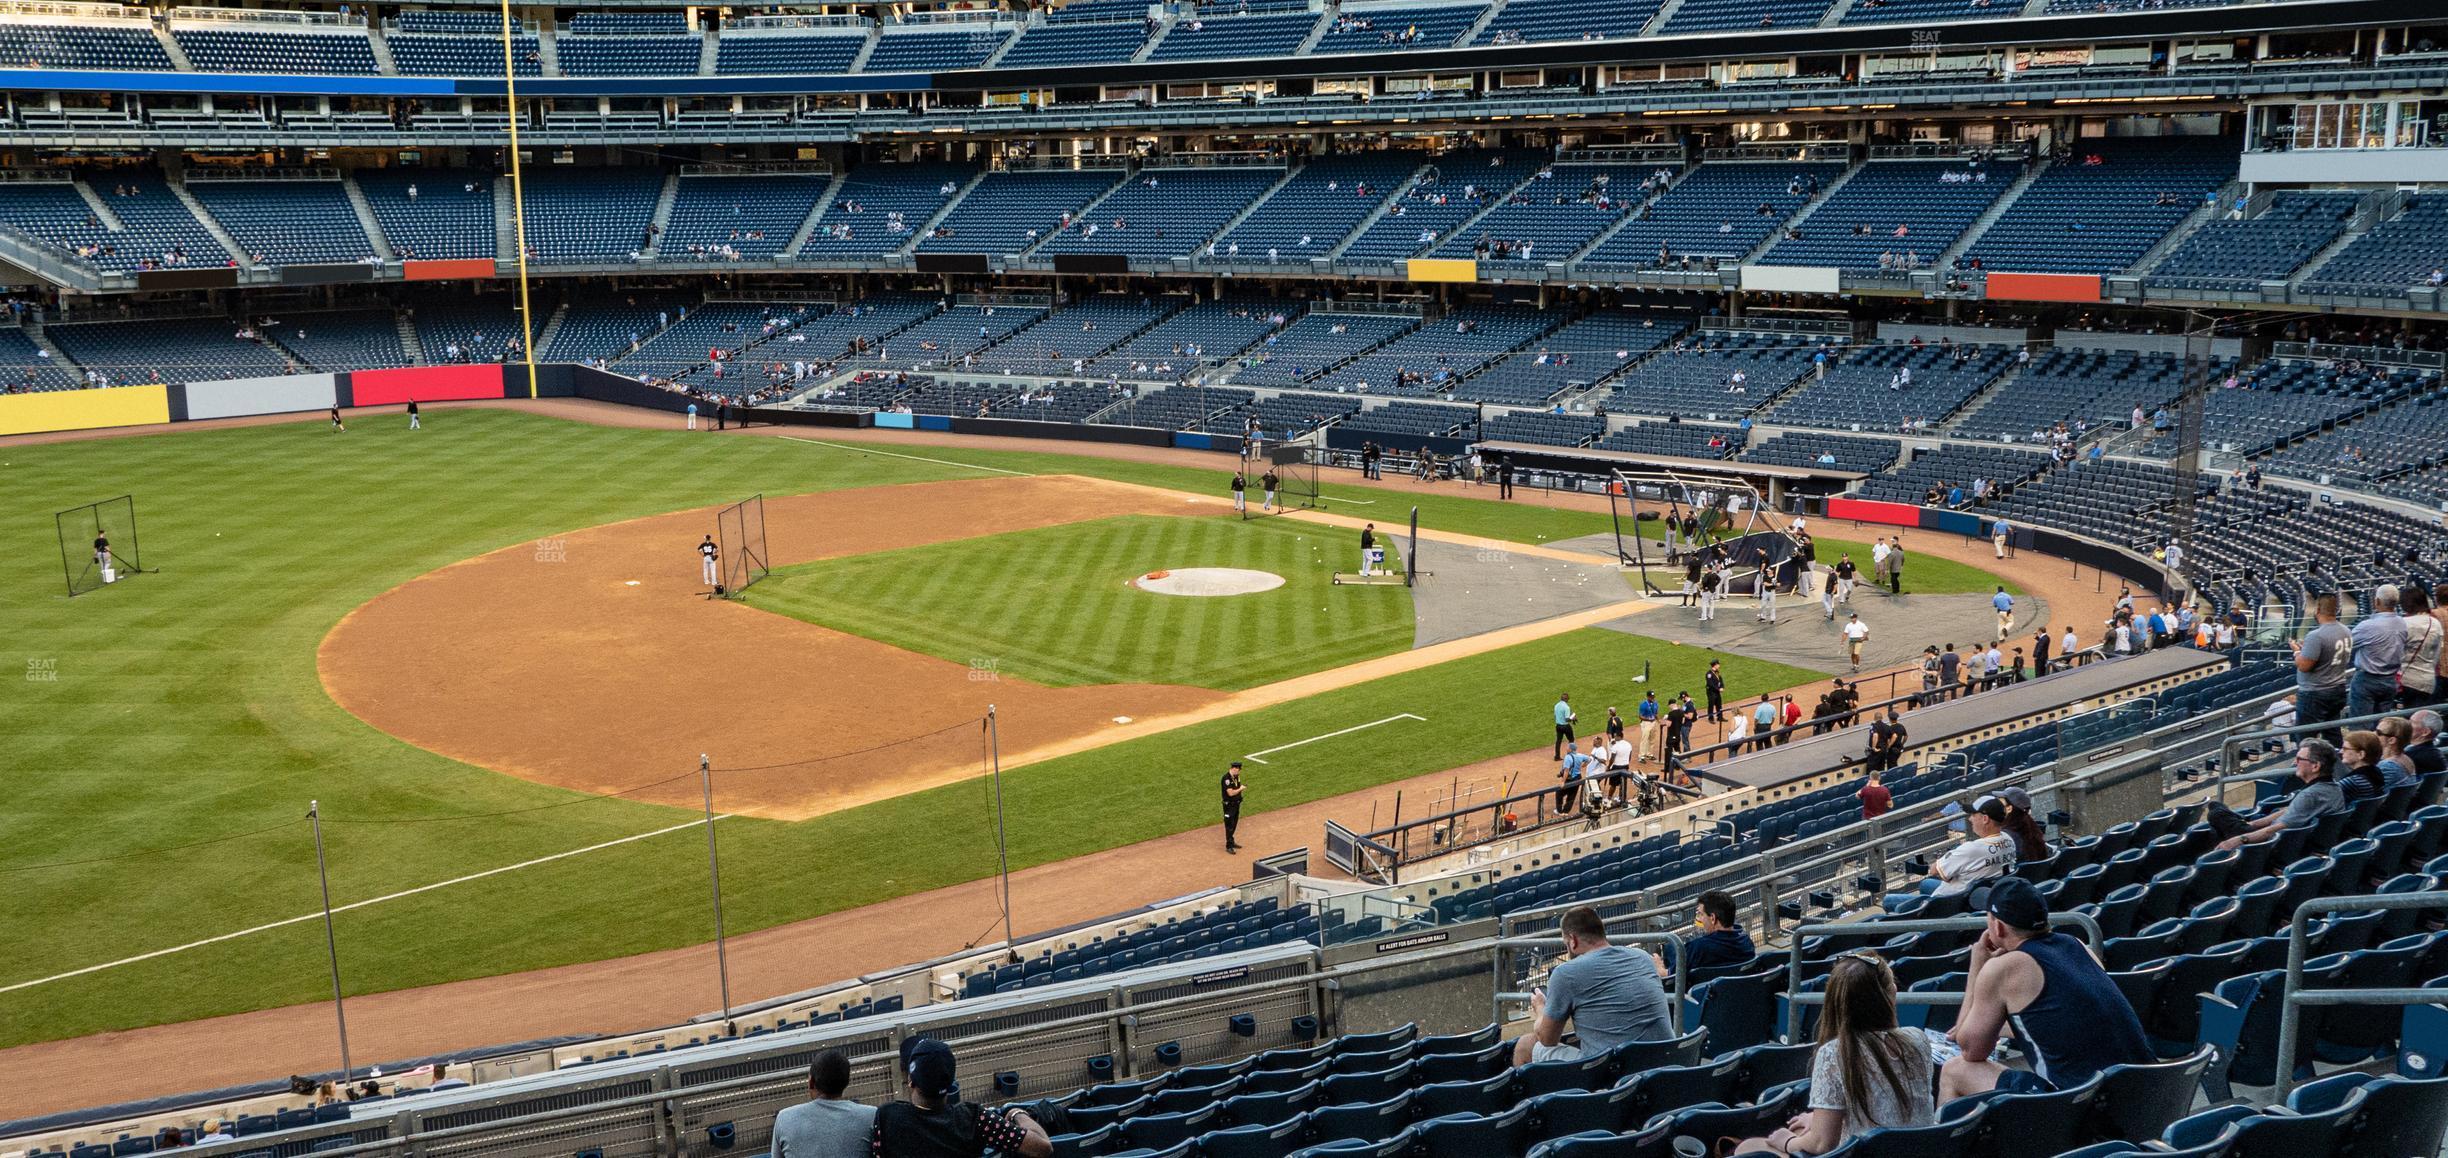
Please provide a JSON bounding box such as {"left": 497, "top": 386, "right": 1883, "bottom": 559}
{"left": 747, "top": 515, "right": 1412, "bottom": 691}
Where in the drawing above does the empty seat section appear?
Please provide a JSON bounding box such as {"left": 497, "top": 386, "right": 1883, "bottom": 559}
{"left": 1596, "top": 330, "right": 1813, "bottom": 419}
{"left": 1963, "top": 137, "right": 2234, "bottom": 275}
{"left": 1764, "top": 343, "right": 2015, "bottom": 432}
{"left": 186, "top": 179, "right": 376, "bottom": 265}
{"left": 518, "top": 169, "right": 665, "bottom": 263}
{"left": 1148, "top": 8, "right": 1318, "bottom": 61}
{"left": 1663, "top": 0, "right": 1836, "bottom": 33}
{"left": 800, "top": 161, "right": 977, "bottom": 259}
{"left": 274, "top": 310, "right": 410, "bottom": 371}
{"left": 1475, "top": 0, "right": 1662, "bottom": 43}
{"left": 386, "top": 12, "right": 538, "bottom": 75}
{"left": 1461, "top": 311, "right": 1686, "bottom": 406}
{"left": 1758, "top": 159, "right": 2017, "bottom": 271}
{"left": 0, "top": 325, "right": 82, "bottom": 391}
{"left": 1596, "top": 421, "right": 1743, "bottom": 459}
{"left": 2302, "top": 194, "right": 2448, "bottom": 296}
{"left": 920, "top": 168, "right": 1123, "bottom": 256}
{"left": 1426, "top": 162, "right": 1650, "bottom": 265}
{"left": 1953, "top": 348, "right": 2203, "bottom": 443}
{"left": 1230, "top": 312, "right": 1416, "bottom": 387}
{"left": 862, "top": 24, "right": 1007, "bottom": 70}
{"left": 47, "top": 317, "right": 291, "bottom": 384}
{"left": 994, "top": 19, "right": 1148, "bottom": 67}
{"left": 1585, "top": 162, "right": 1841, "bottom": 269}
{"left": 1741, "top": 431, "right": 1901, "bottom": 472}
{"left": 1483, "top": 410, "right": 1603, "bottom": 446}
{"left": 1214, "top": 152, "right": 1424, "bottom": 263}
{"left": 714, "top": 32, "right": 866, "bottom": 74}
{"left": 1311, "top": 3, "right": 1486, "bottom": 52}
{"left": 557, "top": 31, "right": 703, "bottom": 76}
{"left": 1312, "top": 305, "right": 1556, "bottom": 396}
{"left": 1039, "top": 166, "right": 1284, "bottom": 259}
{"left": 0, "top": 21, "right": 175, "bottom": 69}
{"left": 2147, "top": 191, "right": 2362, "bottom": 291}
{"left": 172, "top": 26, "right": 379, "bottom": 73}
{"left": 962, "top": 295, "right": 1175, "bottom": 374}
{"left": 661, "top": 173, "right": 831, "bottom": 261}
{"left": 355, "top": 170, "right": 494, "bottom": 261}
{"left": 1087, "top": 299, "right": 1281, "bottom": 377}
{"left": 1095, "top": 384, "right": 1256, "bottom": 430}
{"left": 1336, "top": 148, "right": 1545, "bottom": 265}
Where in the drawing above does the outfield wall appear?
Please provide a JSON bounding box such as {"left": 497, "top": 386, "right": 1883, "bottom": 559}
{"left": 0, "top": 383, "right": 172, "bottom": 435}
{"left": 0, "top": 366, "right": 595, "bottom": 438}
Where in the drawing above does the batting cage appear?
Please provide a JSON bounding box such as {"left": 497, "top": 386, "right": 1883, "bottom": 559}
{"left": 716, "top": 494, "right": 770, "bottom": 598}
{"left": 56, "top": 495, "right": 142, "bottom": 597}
{"left": 1242, "top": 444, "right": 1324, "bottom": 521}
{"left": 1607, "top": 468, "right": 1792, "bottom": 598}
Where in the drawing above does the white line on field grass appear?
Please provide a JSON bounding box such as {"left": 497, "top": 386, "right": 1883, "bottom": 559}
{"left": 1243, "top": 713, "right": 1427, "bottom": 765}
{"left": 782, "top": 437, "right": 1033, "bottom": 477}
{"left": 0, "top": 816, "right": 732, "bottom": 995}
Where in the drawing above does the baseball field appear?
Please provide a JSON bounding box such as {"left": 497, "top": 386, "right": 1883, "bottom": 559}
{"left": 0, "top": 405, "right": 2009, "bottom": 1061}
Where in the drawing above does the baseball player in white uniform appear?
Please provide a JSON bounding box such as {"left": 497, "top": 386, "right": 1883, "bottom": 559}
{"left": 699, "top": 535, "right": 719, "bottom": 588}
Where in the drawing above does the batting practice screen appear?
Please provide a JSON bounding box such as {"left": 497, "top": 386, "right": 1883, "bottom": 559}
{"left": 717, "top": 494, "right": 770, "bottom": 597}
{"left": 57, "top": 495, "right": 140, "bottom": 597}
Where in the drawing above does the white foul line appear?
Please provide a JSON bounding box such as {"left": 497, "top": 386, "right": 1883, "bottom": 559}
{"left": 0, "top": 816, "right": 731, "bottom": 996}
{"left": 1244, "top": 713, "right": 1427, "bottom": 765}
{"left": 782, "top": 437, "right": 1033, "bottom": 477}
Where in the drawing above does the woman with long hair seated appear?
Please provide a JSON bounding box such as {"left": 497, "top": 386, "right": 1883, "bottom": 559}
{"left": 1735, "top": 952, "right": 1935, "bottom": 1155}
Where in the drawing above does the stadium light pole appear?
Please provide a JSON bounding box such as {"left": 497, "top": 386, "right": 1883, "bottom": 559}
{"left": 987, "top": 706, "right": 1015, "bottom": 950}
{"left": 699, "top": 754, "right": 734, "bottom": 1024}
{"left": 497, "top": 0, "right": 538, "bottom": 399}
{"left": 307, "top": 801, "right": 353, "bottom": 1082}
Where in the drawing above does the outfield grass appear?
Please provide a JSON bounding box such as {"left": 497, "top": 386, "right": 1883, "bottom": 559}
{"left": 751, "top": 515, "right": 1411, "bottom": 689}
{"left": 0, "top": 408, "right": 1856, "bottom": 1046}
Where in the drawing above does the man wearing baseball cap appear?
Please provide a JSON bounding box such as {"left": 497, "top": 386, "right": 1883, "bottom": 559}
{"left": 1880, "top": 796, "right": 2014, "bottom": 911}
{"left": 873, "top": 1038, "right": 1052, "bottom": 1157}
{"left": 1939, "top": 878, "right": 2152, "bottom": 1100}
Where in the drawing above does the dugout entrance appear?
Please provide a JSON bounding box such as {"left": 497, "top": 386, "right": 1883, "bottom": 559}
{"left": 56, "top": 495, "right": 143, "bottom": 597}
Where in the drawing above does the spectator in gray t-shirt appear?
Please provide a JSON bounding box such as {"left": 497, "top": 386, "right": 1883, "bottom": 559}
{"left": 772, "top": 1050, "right": 874, "bottom": 1158}
{"left": 2218, "top": 739, "right": 2350, "bottom": 850}
{"left": 2293, "top": 594, "right": 2354, "bottom": 745}
{"left": 1513, "top": 906, "right": 1675, "bottom": 1066}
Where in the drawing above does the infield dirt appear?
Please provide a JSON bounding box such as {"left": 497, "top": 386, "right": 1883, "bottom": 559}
{"left": 317, "top": 475, "right": 1232, "bottom": 820}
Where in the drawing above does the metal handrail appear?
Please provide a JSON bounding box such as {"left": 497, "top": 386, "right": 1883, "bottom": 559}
{"left": 1780, "top": 912, "right": 2106, "bottom": 1039}
{"left": 2272, "top": 891, "right": 2444, "bottom": 1099}
{"left": 1502, "top": 778, "right": 2012, "bottom": 943}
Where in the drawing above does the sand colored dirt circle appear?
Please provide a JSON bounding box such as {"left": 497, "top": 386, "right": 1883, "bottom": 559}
{"left": 1131, "top": 567, "right": 1286, "bottom": 596}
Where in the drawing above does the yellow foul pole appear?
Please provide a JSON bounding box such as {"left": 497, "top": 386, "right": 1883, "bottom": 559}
{"left": 498, "top": 0, "right": 538, "bottom": 398}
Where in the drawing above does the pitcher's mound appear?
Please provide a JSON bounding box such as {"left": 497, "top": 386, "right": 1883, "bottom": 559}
{"left": 1132, "top": 567, "right": 1285, "bottom": 596}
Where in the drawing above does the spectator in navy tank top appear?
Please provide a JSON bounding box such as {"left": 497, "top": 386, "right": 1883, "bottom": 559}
{"left": 1939, "top": 879, "right": 2152, "bottom": 1099}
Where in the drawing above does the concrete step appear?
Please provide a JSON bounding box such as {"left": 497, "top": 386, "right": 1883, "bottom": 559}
{"left": 342, "top": 174, "right": 397, "bottom": 261}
